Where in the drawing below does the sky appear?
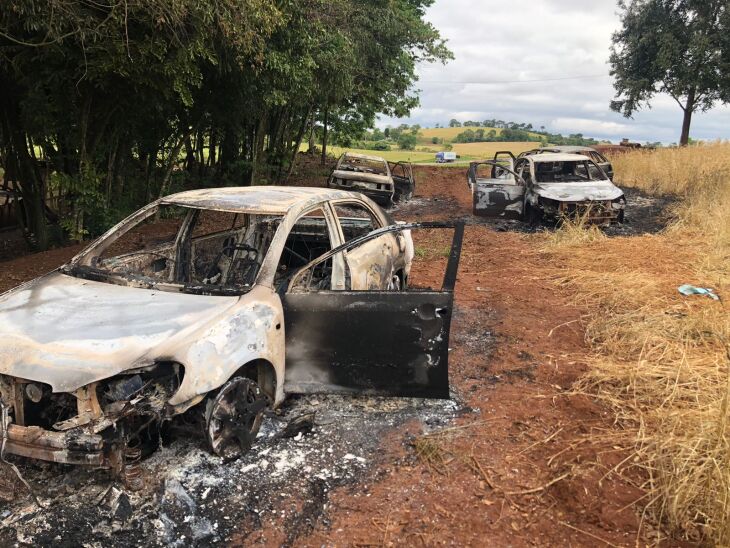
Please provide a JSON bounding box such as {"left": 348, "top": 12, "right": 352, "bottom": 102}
{"left": 377, "top": 0, "right": 730, "bottom": 144}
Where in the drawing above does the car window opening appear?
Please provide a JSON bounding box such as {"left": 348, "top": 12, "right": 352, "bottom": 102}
{"left": 69, "top": 205, "right": 283, "bottom": 295}
{"left": 274, "top": 208, "right": 333, "bottom": 292}
{"left": 534, "top": 161, "right": 603, "bottom": 183}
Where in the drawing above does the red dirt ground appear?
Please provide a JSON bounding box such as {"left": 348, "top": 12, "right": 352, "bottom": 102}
{"left": 298, "top": 167, "right": 654, "bottom": 547}
{"left": 0, "top": 166, "right": 662, "bottom": 546}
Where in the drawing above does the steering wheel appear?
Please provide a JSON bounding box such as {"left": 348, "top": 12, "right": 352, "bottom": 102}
{"left": 204, "top": 242, "right": 261, "bottom": 284}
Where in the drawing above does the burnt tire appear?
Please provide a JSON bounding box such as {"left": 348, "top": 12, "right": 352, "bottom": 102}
{"left": 205, "top": 377, "right": 266, "bottom": 462}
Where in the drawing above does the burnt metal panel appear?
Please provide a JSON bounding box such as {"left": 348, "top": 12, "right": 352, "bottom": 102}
{"left": 442, "top": 222, "right": 464, "bottom": 291}
{"left": 282, "top": 289, "right": 452, "bottom": 399}
{"left": 282, "top": 222, "right": 463, "bottom": 399}
{"left": 473, "top": 180, "right": 525, "bottom": 219}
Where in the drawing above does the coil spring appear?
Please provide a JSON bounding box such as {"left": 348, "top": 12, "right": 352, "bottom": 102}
{"left": 122, "top": 446, "right": 143, "bottom": 491}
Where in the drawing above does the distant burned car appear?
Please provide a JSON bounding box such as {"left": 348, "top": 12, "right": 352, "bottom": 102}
{"left": 327, "top": 152, "right": 416, "bottom": 206}
{"left": 518, "top": 145, "right": 614, "bottom": 180}
{"left": 468, "top": 152, "right": 625, "bottom": 225}
{"left": 0, "top": 187, "right": 461, "bottom": 473}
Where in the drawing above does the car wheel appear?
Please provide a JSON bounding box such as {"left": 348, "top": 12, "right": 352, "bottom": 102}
{"left": 205, "top": 377, "right": 267, "bottom": 462}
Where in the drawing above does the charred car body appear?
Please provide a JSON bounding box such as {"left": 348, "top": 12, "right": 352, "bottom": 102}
{"left": 327, "top": 152, "right": 416, "bottom": 206}
{"left": 0, "top": 187, "right": 461, "bottom": 474}
{"left": 468, "top": 152, "right": 625, "bottom": 225}
{"left": 518, "top": 145, "right": 614, "bottom": 180}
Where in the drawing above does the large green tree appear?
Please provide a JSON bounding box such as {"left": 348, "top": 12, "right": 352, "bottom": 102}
{"left": 609, "top": 0, "right": 730, "bottom": 145}
{"left": 0, "top": 0, "right": 450, "bottom": 250}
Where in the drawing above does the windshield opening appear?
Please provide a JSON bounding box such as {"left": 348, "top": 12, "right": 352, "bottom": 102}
{"left": 69, "top": 204, "right": 283, "bottom": 294}
{"left": 534, "top": 160, "right": 604, "bottom": 183}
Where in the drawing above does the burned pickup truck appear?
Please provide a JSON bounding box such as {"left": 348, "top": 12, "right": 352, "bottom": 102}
{"left": 327, "top": 152, "right": 416, "bottom": 206}
{"left": 468, "top": 151, "right": 625, "bottom": 225}
{"left": 0, "top": 187, "right": 461, "bottom": 476}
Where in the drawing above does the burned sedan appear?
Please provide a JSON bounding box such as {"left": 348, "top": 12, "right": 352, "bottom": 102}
{"left": 469, "top": 152, "right": 625, "bottom": 225}
{"left": 0, "top": 187, "right": 461, "bottom": 476}
{"left": 327, "top": 152, "right": 416, "bottom": 206}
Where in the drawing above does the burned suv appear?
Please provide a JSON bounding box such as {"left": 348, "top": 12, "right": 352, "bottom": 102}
{"left": 518, "top": 145, "right": 614, "bottom": 180}
{"left": 468, "top": 151, "right": 625, "bottom": 225}
{"left": 327, "top": 152, "right": 415, "bottom": 206}
{"left": 0, "top": 187, "right": 461, "bottom": 474}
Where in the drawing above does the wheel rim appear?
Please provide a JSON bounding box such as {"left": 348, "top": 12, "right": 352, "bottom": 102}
{"left": 206, "top": 377, "right": 266, "bottom": 461}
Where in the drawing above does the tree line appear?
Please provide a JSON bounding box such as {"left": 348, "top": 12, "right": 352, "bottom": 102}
{"left": 0, "top": 0, "right": 450, "bottom": 250}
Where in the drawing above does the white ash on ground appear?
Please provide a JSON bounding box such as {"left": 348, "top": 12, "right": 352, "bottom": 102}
{"left": 0, "top": 393, "right": 465, "bottom": 547}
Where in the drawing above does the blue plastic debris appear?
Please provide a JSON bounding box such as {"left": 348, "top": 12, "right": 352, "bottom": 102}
{"left": 678, "top": 284, "right": 720, "bottom": 301}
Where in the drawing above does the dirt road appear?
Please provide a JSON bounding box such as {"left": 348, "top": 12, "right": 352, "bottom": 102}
{"left": 0, "top": 167, "right": 672, "bottom": 546}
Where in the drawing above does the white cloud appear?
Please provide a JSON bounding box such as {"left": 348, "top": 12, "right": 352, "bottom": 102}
{"left": 377, "top": 0, "right": 730, "bottom": 144}
{"left": 551, "top": 117, "right": 631, "bottom": 136}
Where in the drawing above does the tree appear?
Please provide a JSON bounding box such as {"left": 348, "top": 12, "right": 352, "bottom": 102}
{"left": 0, "top": 0, "right": 451, "bottom": 250}
{"left": 397, "top": 132, "right": 417, "bottom": 150}
{"left": 610, "top": 0, "right": 730, "bottom": 145}
{"left": 449, "top": 119, "right": 461, "bottom": 127}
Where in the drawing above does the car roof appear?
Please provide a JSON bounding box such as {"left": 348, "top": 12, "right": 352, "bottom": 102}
{"left": 541, "top": 145, "right": 596, "bottom": 152}
{"left": 528, "top": 153, "right": 596, "bottom": 163}
{"left": 162, "top": 186, "right": 360, "bottom": 215}
{"left": 342, "top": 152, "right": 387, "bottom": 162}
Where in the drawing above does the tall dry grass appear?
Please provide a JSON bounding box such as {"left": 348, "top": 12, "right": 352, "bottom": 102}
{"left": 544, "top": 143, "right": 730, "bottom": 545}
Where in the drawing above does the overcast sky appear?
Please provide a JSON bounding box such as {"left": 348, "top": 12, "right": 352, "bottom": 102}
{"left": 377, "top": 0, "right": 730, "bottom": 144}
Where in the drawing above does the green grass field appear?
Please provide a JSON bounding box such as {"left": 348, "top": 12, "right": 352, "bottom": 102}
{"left": 451, "top": 141, "right": 539, "bottom": 158}
{"left": 306, "top": 142, "right": 541, "bottom": 164}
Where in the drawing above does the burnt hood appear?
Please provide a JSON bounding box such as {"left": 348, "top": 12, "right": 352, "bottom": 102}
{"left": 0, "top": 272, "right": 239, "bottom": 393}
{"left": 533, "top": 181, "right": 624, "bottom": 202}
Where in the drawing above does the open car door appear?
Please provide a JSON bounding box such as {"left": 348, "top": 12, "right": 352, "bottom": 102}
{"left": 470, "top": 161, "right": 526, "bottom": 219}
{"left": 493, "top": 151, "right": 516, "bottom": 170}
{"left": 282, "top": 222, "right": 464, "bottom": 399}
{"left": 388, "top": 162, "right": 416, "bottom": 202}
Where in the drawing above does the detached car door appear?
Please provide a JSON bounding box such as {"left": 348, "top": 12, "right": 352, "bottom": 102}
{"left": 281, "top": 222, "right": 464, "bottom": 399}
{"left": 471, "top": 161, "right": 525, "bottom": 218}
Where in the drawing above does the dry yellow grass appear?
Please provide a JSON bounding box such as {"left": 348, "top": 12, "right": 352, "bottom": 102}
{"left": 544, "top": 142, "right": 730, "bottom": 545}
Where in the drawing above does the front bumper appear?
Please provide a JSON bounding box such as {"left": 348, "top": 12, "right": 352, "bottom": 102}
{"left": 0, "top": 419, "right": 107, "bottom": 466}
{"left": 549, "top": 201, "right": 621, "bottom": 225}
{"left": 328, "top": 178, "right": 394, "bottom": 205}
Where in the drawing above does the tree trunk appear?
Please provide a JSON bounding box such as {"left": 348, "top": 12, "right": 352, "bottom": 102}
{"left": 0, "top": 87, "right": 49, "bottom": 250}
{"left": 105, "top": 135, "right": 119, "bottom": 207}
{"left": 321, "top": 105, "right": 329, "bottom": 166}
{"left": 157, "top": 132, "right": 189, "bottom": 201}
{"left": 184, "top": 134, "right": 195, "bottom": 172}
{"left": 679, "top": 88, "right": 696, "bottom": 146}
{"left": 285, "top": 107, "right": 313, "bottom": 182}
{"left": 307, "top": 110, "right": 316, "bottom": 155}
{"left": 249, "top": 115, "right": 267, "bottom": 186}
